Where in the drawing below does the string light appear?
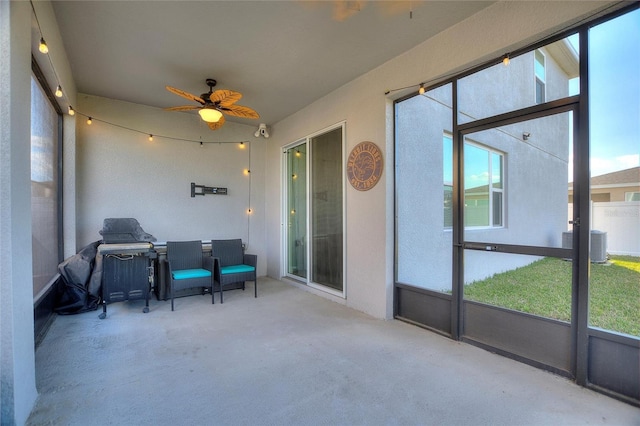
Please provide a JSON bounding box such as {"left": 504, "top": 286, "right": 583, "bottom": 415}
{"left": 502, "top": 54, "right": 510, "bottom": 66}
{"left": 29, "top": 0, "right": 255, "bottom": 149}
{"left": 418, "top": 83, "right": 425, "bottom": 95}
{"left": 75, "top": 109, "right": 249, "bottom": 146}
{"left": 244, "top": 169, "right": 250, "bottom": 175}
{"left": 247, "top": 208, "right": 252, "bottom": 215}
{"left": 31, "top": 1, "right": 69, "bottom": 111}
{"left": 38, "top": 37, "right": 48, "bottom": 54}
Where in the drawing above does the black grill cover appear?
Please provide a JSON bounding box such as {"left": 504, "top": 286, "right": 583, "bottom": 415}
{"left": 54, "top": 241, "right": 102, "bottom": 314}
{"left": 99, "top": 218, "right": 156, "bottom": 243}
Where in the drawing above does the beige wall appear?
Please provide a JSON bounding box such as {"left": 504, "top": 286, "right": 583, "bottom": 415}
{"left": 593, "top": 185, "right": 640, "bottom": 202}
{"left": 265, "top": 1, "right": 617, "bottom": 319}
{"left": 75, "top": 94, "right": 267, "bottom": 275}
{"left": 569, "top": 184, "right": 640, "bottom": 203}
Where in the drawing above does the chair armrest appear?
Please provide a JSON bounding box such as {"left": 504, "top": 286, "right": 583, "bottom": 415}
{"left": 203, "top": 255, "right": 214, "bottom": 272}
{"left": 243, "top": 254, "right": 257, "bottom": 268}
{"left": 212, "top": 257, "right": 221, "bottom": 279}
{"left": 167, "top": 259, "right": 175, "bottom": 278}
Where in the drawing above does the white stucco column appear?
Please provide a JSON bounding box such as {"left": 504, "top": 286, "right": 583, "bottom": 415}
{"left": 0, "top": 1, "right": 38, "bottom": 424}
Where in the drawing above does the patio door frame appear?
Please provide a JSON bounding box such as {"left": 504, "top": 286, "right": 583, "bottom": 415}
{"left": 282, "top": 122, "right": 347, "bottom": 298}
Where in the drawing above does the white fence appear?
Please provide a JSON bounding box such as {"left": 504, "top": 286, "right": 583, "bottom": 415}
{"left": 569, "top": 201, "right": 640, "bottom": 256}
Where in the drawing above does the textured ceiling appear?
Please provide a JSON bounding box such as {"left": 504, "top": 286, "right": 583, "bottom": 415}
{"left": 52, "top": 1, "right": 493, "bottom": 127}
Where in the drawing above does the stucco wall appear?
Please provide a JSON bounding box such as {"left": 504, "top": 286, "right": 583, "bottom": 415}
{"left": 396, "top": 86, "right": 453, "bottom": 292}
{"left": 75, "top": 94, "right": 267, "bottom": 275}
{"left": 0, "top": 3, "right": 38, "bottom": 423}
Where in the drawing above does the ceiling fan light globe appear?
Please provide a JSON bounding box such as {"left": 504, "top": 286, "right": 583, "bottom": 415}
{"left": 199, "top": 108, "right": 223, "bottom": 123}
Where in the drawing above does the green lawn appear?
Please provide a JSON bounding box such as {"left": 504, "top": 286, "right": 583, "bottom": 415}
{"left": 464, "top": 255, "right": 640, "bottom": 337}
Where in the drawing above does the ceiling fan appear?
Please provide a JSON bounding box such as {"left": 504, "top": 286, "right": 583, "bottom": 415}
{"left": 164, "top": 79, "right": 259, "bottom": 131}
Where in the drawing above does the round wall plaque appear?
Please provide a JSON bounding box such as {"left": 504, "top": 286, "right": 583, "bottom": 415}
{"left": 346, "top": 141, "right": 383, "bottom": 191}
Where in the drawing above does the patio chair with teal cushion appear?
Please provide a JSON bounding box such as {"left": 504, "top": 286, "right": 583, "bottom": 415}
{"left": 167, "top": 240, "right": 214, "bottom": 311}
{"left": 211, "top": 239, "right": 257, "bottom": 303}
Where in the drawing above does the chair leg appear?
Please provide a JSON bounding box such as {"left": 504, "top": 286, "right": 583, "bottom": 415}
{"left": 171, "top": 284, "right": 175, "bottom": 311}
{"left": 255, "top": 280, "right": 257, "bottom": 298}
{"left": 220, "top": 282, "right": 224, "bottom": 304}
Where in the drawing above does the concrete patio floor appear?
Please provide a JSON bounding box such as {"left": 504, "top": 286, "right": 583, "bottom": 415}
{"left": 28, "top": 277, "right": 639, "bottom": 425}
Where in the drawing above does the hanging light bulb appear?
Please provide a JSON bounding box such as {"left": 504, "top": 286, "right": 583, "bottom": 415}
{"left": 148, "top": 134, "right": 154, "bottom": 141}
{"left": 38, "top": 38, "right": 49, "bottom": 54}
{"left": 87, "top": 117, "right": 92, "bottom": 125}
{"left": 418, "top": 83, "right": 425, "bottom": 95}
{"left": 239, "top": 141, "right": 245, "bottom": 149}
{"left": 503, "top": 54, "right": 510, "bottom": 66}
{"left": 68, "top": 106, "right": 75, "bottom": 116}
{"left": 198, "top": 107, "right": 223, "bottom": 123}
{"left": 200, "top": 141, "right": 203, "bottom": 147}
{"left": 55, "top": 85, "right": 63, "bottom": 97}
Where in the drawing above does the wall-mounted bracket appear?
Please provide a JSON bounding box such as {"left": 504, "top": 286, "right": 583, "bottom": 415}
{"left": 191, "top": 182, "right": 228, "bottom": 197}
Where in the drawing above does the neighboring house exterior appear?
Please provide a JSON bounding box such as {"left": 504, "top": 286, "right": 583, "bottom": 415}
{"left": 568, "top": 167, "right": 640, "bottom": 202}
{"left": 568, "top": 167, "right": 640, "bottom": 256}
{"left": 396, "top": 39, "right": 579, "bottom": 290}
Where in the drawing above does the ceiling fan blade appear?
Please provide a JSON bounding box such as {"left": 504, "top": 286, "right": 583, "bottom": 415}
{"left": 165, "top": 86, "right": 205, "bottom": 105}
{"left": 206, "top": 115, "right": 226, "bottom": 131}
{"left": 164, "top": 105, "right": 201, "bottom": 111}
{"left": 332, "top": 0, "right": 365, "bottom": 21}
{"left": 210, "top": 90, "right": 242, "bottom": 107}
{"left": 221, "top": 104, "right": 260, "bottom": 119}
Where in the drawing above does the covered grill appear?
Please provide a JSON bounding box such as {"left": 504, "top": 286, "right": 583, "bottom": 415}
{"left": 98, "top": 218, "right": 156, "bottom": 319}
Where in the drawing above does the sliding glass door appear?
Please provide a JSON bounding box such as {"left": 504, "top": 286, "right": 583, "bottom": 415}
{"left": 285, "top": 144, "right": 307, "bottom": 279}
{"left": 310, "top": 127, "right": 344, "bottom": 291}
{"left": 284, "top": 125, "right": 345, "bottom": 295}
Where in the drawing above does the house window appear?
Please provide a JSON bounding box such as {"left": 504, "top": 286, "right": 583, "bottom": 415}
{"left": 443, "top": 135, "right": 504, "bottom": 228}
{"left": 443, "top": 134, "right": 453, "bottom": 228}
{"left": 535, "top": 49, "right": 546, "bottom": 104}
{"left": 464, "top": 141, "right": 504, "bottom": 228}
{"left": 625, "top": 191, "right": 640, "bottom": 202}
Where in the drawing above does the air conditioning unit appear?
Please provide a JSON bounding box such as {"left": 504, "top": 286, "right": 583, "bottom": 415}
{"left": 560, "top": 230, "right": 607, "bottom": 263}
{"left": 591, "top": 230, "right": 607, "bottom": 263}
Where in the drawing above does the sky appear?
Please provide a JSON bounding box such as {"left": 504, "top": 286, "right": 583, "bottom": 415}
{"left": 586, "top": 8, "right": 640, "bottom": 178}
